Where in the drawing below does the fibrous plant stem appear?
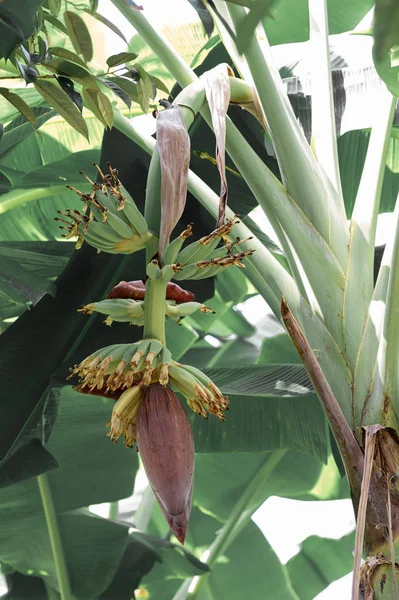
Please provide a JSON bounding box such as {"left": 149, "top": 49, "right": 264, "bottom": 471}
{"left": 280, "top": 299, "right": 363, "bottom": 490}
{"left": 37, "top": 474, "right": 72, "bottom": 600}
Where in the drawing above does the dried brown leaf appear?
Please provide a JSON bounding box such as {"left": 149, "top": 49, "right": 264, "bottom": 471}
{"left": 156, "top": 104, "right": 190, "bottom": 258}
{"left": 202, "top": 64, "right": 232, "bottom": 226}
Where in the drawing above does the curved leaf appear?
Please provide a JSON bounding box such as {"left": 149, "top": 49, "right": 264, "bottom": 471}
{"left": 64, "top": 11, "right": 93, "bottom": 63}
{"left": 86, "top": 10, "right": 128, "bottom": 44}
{"left": 42, "top": 57, "right": 98, "bottom": 89}
{"left": 49, "top": 46, "right": 88, "bottom": 69}
{"left": 106, "top": 52, "right": 138, "bottom": 69}
{"left": 0, "top": 107, "right": 55, "bottom": 162}
{"left": 83, "top": 88, "right": 114, "bottom": 129}
{"left": 286, "top": 532, "right": 354, "bottom": 600}
{"left": 34, "top": 80, "right": 89, "bottom": 140}
{"left": 198, "top": 521, "right": 298, "bottom": 600}
{"left": 0, "top": 88, "right": 37, "bottom": 130}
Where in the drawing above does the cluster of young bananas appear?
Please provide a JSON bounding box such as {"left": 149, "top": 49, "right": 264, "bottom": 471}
{"left": 56, "top": 163, "right": 154, "bottom": 254}
{"left": 78, "top": 297, "right": 214, "bottom": 326}
{"left": 70, "top": 339, "right": 229, "bottom": 448}
{"left": 70, "top": 339, "right": 170, "bottom": 393}
{"left": 162, "top": 217, "right": 255, "bottom": 280}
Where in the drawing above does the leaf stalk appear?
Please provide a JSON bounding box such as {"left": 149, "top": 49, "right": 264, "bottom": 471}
{"left": 37, "top": 474, "right": 72, "bottom": 600}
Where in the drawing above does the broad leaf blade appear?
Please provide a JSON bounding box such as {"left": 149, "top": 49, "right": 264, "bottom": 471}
{"left": 34, "top": 80, "right": 89, "bottom": 140}
{"left": 204, "top": 364, "right": 312, "bottom": 397}
{"left": 64, "top": 11, "right": 93, "bottom": 63}
{"left": 0, "top": 88, "right": 37, "bottom": 130}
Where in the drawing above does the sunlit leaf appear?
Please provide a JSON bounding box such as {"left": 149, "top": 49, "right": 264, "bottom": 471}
{"left": 149, "top": 74, "right": 169, "bottom": 94}
{"left": 83, "top": 88, "right": 114, "bottom": 129}
{"left": 0, "top": 88, "right": 37, "bottom": 130}
{"left": 64, "top": 11, "right": 93, "bottom": 63}
{"left": 286, "top": 533, "right": 354, "bottom": 599}
{"left": 86, "top": 10, "right": 128, "bottom": 44}
{"left": 43, "top": 57, "right": 98, "bottom": 89}
{"left": 43, "top": 13, "right": 68, "bottom": 35}
{"left": 100, "top": 77, "right": 131, "bottom": 109}
{"left": 373, "top": 0, "right": 399, "bottom": 91}
{"left": 197, "top": 522, "right": 298, "bottom": 600}
{"left": 34, "top": 80, "right": 89, "bottom": 140}
{"left": 106, "top": 52, "right": 139, "bottom": 68}
{"left": 49, "top": 46, "right": 88, "bottom": 69}
{"left": 0, "top": 107, "right": 55, "bottom": 162}
{"left": 48, "top": 0, "right": 61, "bottom": 17}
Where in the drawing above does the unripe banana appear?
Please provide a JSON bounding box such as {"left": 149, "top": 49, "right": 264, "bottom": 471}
{"left": 146, "top": 260, "right": 162, "bottom": 280}
{"left": 118, "top": 186, "right": 148, "bottom": 235}
{"left": 175, "top": 235, "right": 220, "bottom": 266}
{"left": 106, "top": 210, "right": 136, "bottom": 238}
{"left": 94, "top": 189, "right": 118, "bottom": 214}
{"left": 189, "top": 265, "right": 225, "bottom": 280}
{"left": 86, "top": 220, "right": 122, "bottom": 243}
{"left": 161, "top": 264, "right": 180, "bottom": 282}
{"left": 87, "top": 299, "right": 145, "bottom": 319}
{"left": 102, "top": 343, "right": 132, "bottom": 364}
{"left": 122, "top": 344, "right": 140, "bottom": 364}
{"left": 162, "top": 224, "right": 193, "bottom": 266}
{"left": 168, "top": 364, "right": 200, "bottom": 398}
{"left": 179, "top": 363, "right": 213, "bottom": 388}
{"left": 172, "top": 264, "right": 200, "bottom": 281}
{"left": 162, "top": 236, "right": 186, "bottom": 267}
{"left": 146, "top": 339, "right": 164, "bottom": 358}
{"left": 165, "top": 301, "right": 210, "bottom": 318}
{"left": 78, "top": 228, "right": 119, "bottom": 252}
{"left": 88, "top": 201, "right": 107, "bottom": 223}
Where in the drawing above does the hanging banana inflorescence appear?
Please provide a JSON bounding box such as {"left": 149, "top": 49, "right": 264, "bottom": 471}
{"left": 62, "top": 80, "right": 254, "bottom": 544}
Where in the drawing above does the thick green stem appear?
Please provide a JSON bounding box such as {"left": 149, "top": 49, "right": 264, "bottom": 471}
{"left": 172, "top": 449, "right": 288, "bottom": 600}
{"left": 37, "top": 474, "right": 72, "bottom": 600}
{"left": 111, "top": 0, "right": 195, "bottom": 88}
{"left": 108, "top": 501, "right": 119, "bottom": 520}
{"left": 308, "top": 0, "right": 343, "bottom": 202}
{"left": 344, "top": 91, "right": 396, "bottom": 379}
{"left": 143, "top": 277, "right": 167, "bottom": 343}
{"left": 227, "top": 3, "right": 349, "bottom": 271}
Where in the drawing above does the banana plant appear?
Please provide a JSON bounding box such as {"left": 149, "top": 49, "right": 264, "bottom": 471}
{"left": 101, "top": 1, "right": 398, "bottom": 599}
{"left": 0, "top": 0, "right": 398, "bottom": 598}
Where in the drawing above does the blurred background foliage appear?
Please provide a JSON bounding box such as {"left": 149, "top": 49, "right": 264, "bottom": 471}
{"left": 0, "top": 0, "right": 396, "bottom": 598}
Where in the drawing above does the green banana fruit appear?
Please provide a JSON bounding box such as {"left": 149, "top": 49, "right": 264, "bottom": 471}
{"left": 162, "top": 224, "right": 193, "bottom": 266}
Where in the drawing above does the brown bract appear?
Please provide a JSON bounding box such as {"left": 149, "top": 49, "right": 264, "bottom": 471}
{"left": 136, "top": 383, "right": 194, "bottom": 544}
{"left": 202, "top": 64, "right": 232, "bottom": 226}
{"left": 156, "top": 104, "right": 191, "bottom": 258}
{"left": 106, "top": 280, "right": 195, "bottom": 304}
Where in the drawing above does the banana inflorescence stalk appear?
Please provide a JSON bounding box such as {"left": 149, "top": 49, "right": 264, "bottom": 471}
{"left": 62, "top": 85, "right": 254, "bottom": 543}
